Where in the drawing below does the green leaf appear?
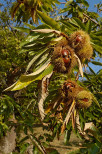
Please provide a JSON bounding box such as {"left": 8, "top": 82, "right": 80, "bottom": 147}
{"left": 88, "top": 143, "right": 100, "bottom": 154}
{"left": 19, "top": 136, "right": 29, "bottom": 144}
{"left": 13, "top": 27, "right": 30, "bottom": 33}
{"left": 92, "top": 44, "right": 102, "bottom": 54}
{"left": 20, "top": 143, "right": 30, "bottom": 154}
{"left": 23, "top": 22, "right": 35, "bottom": 29}
{"left": 59, "top": 7, "right": 70, "bottom": 14}
{"left": 91, "top": 61, "right": 102, "bottom": 66}
{"left": 90, "top": 33, "right": 102, "bottom": 41}
{"left": 10, "top": 64, "right": 54, "bottom": 91}
{"left": 20, "top": 35, "right": 40, "bottom": 47}
{"left": 65, "top": 0, "right": 73, "bottom": 7}
{"left": 47, "top": 148, "right": 60, "bottom": 154}
{"left": 37, "top": 10, "right": 60, "bottom": 30}
{"left": 69, "top": 18, "right": 79, "bottom": 27}
{"left": 82, "top": 0, "right": 89, "bottom": 7}
{"left": 92, "top": 95, "right": 100, "bottom": 108}
{"left": 78, "top": 8, "right": 83, "bottom": 18}
{"left": 94, "top": 30, "right": 102, "bottom": 36}
{"left": 72, "top": 17, "right": 85, "bottom": 30}
{"left": 26, "top": 58, "right": 51, "bottom": 76}
{"left": 26, "top": 48, "right": 48, "bottom": 72}
{"left": 35, "top": 52, "right": 49, "bottom": 69}
{"left": 60, "top": 20, "right": 77, "bottom": 32}
{"left": 88, "top": 66, "right": 96, "bottom": 75}
{"left": 34, "top": 24, "right": 52, "bottom": 29}
{"left": 68, "top": 149, "right": 80, "bottom": 154}
{"left": 64, "top": 130, "right": 71, "bottom": 145}
{"left": 85, "top": 20, "right": 92, "bottom": 33}
{"left": 84, "top": 72, "right": 90, "bottom": 80}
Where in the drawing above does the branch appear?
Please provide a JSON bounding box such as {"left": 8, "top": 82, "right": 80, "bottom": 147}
{"left": 83, "top": 13, "right": 100, "bottom": 26}
{"left": 60, "top": 2, "right": 66, "bottom": 4}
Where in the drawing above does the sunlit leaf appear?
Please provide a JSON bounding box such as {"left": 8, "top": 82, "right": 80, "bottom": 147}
{"left": 13, "top": 27, "right": 30, "bottom": 33}
{"left": 10, "top": 64, "right": 53, "bottom": 91}
{"left": 92, "top": 44, "right": 102, "bottom": 54}
{"left": 72, "top": 17, "right": 85, "bottom": 30}
{"left": 85, "top": 20, "right": 92, "bottom": 33}
{"left": 37, "top": 10, "right": 60, "bottom": 30}
{"left": 92, "top": 95, "right": 100, "bottom": 108}
{"left": 23, "top": 22, "right": 35, "bottom": 29}
{"left": 65, "top": 0, "right": 73, "bottom": 7}
{"left": 31, "top": 29, "right": 61, "bottom": 35}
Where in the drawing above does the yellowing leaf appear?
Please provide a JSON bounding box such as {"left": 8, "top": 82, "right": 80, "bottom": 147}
{"left": 74, "top": 54, "right": 83, "bottom": 77}
{"left": 13, "top": 65, "right": 53, "bottom": 91}
{"left": 4, "top": 64, "right": 54, "bottom": 91}
{"left": 32, "top": 29, "right": 61, "bottom": 34}
{"left": 61, "top": 99, "right": 76, "bottom": 133}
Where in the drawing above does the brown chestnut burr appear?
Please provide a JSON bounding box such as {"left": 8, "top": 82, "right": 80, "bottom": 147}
{"left": 61, "top": 80, "right": 92, "bottom": 109}
{"left": 69, "top": 30, "right": 93, "bottom": 61}
{"left": 52, "top": 39, "right": 77, "bottom": 74}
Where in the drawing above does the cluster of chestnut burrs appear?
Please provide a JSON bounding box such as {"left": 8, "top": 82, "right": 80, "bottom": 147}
{"left": 43, "top": 30, "right": 96, "bottom": 133}
{"left": 52, "top": 30, "right": 93, "bottom": 74}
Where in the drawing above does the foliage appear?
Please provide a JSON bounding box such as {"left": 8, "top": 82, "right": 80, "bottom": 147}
{"left": 0, "top": 95, "right": 14, "bottom": 137}
{"left": 11, "top": 0, "right": 60, "bottom": 23}
{"left": 0, "top": 0, "right": 102, "bottom": 154}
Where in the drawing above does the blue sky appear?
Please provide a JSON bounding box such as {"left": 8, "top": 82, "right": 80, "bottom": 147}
{"left": 88, "top": 0, "right": 101, "bottom": 12}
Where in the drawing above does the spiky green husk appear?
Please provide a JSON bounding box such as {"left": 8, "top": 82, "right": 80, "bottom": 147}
{"left": 76, "top": 90, "right": 92, "bottom": 108}
{"left": 78, "top": 43, "right": 93, "bottom": 60}
{"left": 69, "top": 30, "right": 93, "bottom": 61}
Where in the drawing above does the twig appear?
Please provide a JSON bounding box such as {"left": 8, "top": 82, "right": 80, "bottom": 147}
{"left": 60, "top": 2, "right": 66, "bottom": 4}
{"left": 83, "top": 13, "right": 99, "bottom": 26}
